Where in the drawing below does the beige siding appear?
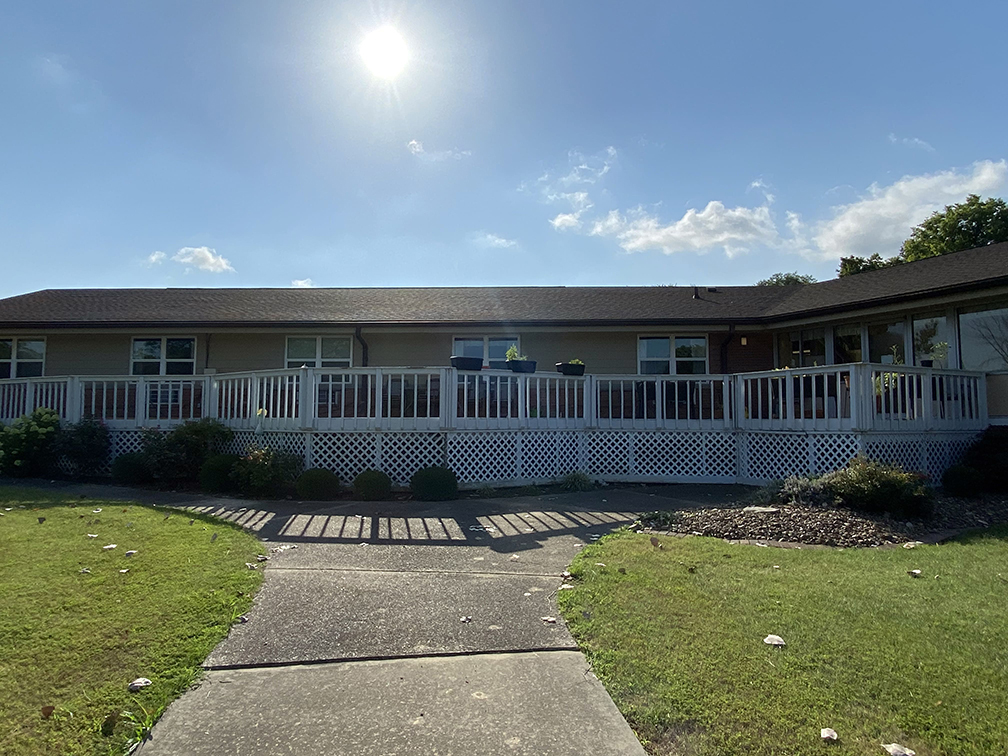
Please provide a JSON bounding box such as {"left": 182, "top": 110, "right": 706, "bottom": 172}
{"left": 44, "top": 333, "right": 131, "bottom": 376}
{"left": 519, "top": 332, "right": 637, "bottom": 375}
{"left": 723, "top": 332, "right": 775, "bottom": 374}
{"left": 366, "top": 332, "right": 453, "bottom": 367}
{"left": 208, "top": 333, "right": 287, "bottom": 373}
{"left": 986, "top": 374, "right": 1008, "bottom": 418}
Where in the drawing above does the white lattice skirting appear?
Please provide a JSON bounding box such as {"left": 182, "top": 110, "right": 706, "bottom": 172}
{"left": 104, "top": 428, "right": 982, "bottom": 487}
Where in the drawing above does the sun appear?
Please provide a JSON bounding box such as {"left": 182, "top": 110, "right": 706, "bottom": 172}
{"left": 360, "top": 26, "right": 408, "bottom": 80}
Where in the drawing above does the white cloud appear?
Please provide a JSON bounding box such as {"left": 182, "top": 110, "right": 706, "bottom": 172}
{"left": 589, "top": 201, "right": 778, "bottom": 258}
{"left": 171, "top": 246, "right": 235, "bottom": 273}
{"left": 146, "top": 251, "right": 166, "bottom": 266}
{"left": 550, "top": 212, "right": 583, "bottom": 231}
{"left": 291, "top": 278, "right": 315, "bottom": 288}
{"left": 407, "top": 139, "right": 471, "bottom": 162}
{"left": 473, "top": 233, "right": 518, "bottom": 249}
{"left": 809, "top": 159, "right": 1007, "bottom": 261}
{"left": 748, "top": 179, "right": 775, "bottom": 205}
{"left": 888, "top": 133, "right": 936, "bottom": 153}
{"left": 558, "top": 146, "right": 617, "bottom": 187}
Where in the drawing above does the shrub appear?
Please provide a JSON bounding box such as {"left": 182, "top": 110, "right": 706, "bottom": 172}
{"left": 942, "top": 464, "right": 984, "bottom": 498}
{"left": 777, "top": 475, "right": 837, "bottom": 507}
{"left": 0, "top": 407, "right": 62, "bottom": 477}
{"left": 353, "top": 469, "right": 393, "bottom": 501}
{"left": 560, "top": 472, "right": 594, "bottom": 492}
{"left": 199, "top": 454, "right": 240, "bottom": 494}
{"left": 295, "top": 468, "right": 341, "bottom": 500}
{"left": 822, "top": 457, "right": 932, "bottom": 519}
{"left": 167, "top": 419, "right": 234, "bottom": 480}
{"left": 56, "top": 417, "right": 110, "bottom": 477}
{"left": 111, "top": 452, "right": 153, "bottom": 485}
{"left": 230, "top": 447, "right": 303, "bottom": 498}
{"left": 410, "top": 466, "right": 459, "bottom": 501}
{"left": 962, "top": 426, "right": 1008, "bottom": 493}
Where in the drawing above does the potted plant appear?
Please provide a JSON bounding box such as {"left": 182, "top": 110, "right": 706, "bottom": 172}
{"left": 450, "top": 355, "right": 484, "bottom": 371}
{"left": 505, "top": 344, "right": 536, "bottom": 373}
{"left": 556, "top": 358, "right": 585, "bottom": 376}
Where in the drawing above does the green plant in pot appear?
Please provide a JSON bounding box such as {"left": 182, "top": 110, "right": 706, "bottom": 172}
{"left": 556, "top": 358, "right": 585, "bottom": 376}
{"left": 505, "top": 343, "right": 536, "bottom": 373}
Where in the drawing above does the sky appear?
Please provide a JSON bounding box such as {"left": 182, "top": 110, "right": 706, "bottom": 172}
{"left": 1, "top": 0, "right": 1007, "bottom": 298}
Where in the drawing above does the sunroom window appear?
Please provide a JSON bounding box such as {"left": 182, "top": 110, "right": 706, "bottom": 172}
{"left": 453, "top": 337, "right": 517, "bottom": 369}
{"left": 776, "top": 329, "right": 825, "bottom": 368}
{"left": 867, "top": 321, "right": 906, "bottom": 365}
{"left": 959, "top": 305, "right": 1008, "bottom": 371}
{"left": 912, "top": 314, "right": 952, "bottom": 368}
{"left": 0, "top": 338, "right": 45, "bottom": 378}
{"left": 131, "top": 338, "right": 196, "bottom": 376}
{"left": 285, "top": 336, "right": 352, "bottom": 369}
{"left": 638, "top": 337, "right": 708, "bottom": 375}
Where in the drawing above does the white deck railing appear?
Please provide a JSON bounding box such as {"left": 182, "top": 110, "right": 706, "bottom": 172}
{"left": 0, "top": 364, "right": 988, "bottom": 433}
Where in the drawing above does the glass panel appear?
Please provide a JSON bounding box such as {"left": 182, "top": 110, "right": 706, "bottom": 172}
{"left": 868, "top": 322, "right": 906, "bottom": 364}
{"left": 488, "top": 338, "right": 516, "bottom": 362}
{"left": 321, "top": 359, "right": 351, "bottom": 368}
{"left": 321, "top": 337, "right": 351, "bottom": 360}
{"left": 640, "top": 337, "right": 671, "bottom": 359}
{"left": 287, "top": 337, "right": 317, "bottom": 361}
{"left": 454, "top": 338, "right": 484, "bottom": 359}
{"left": 16, "top": 362, "right": 43, "bottom": 378}
{"left": 287, "top": 360, "right": 317, "bottom": 368}
{"left": 777, "top": 332, "right": 799, "bottom": 368}
{"left": 833, "top": 325, "right": 862, "bottom": 364}
{"left": 801, "top": 329, "right": 825, "bottom": 366}
{"left": 165, "top": 338, "right": 194, "bottom": 360}
{"left": 912, "top": 315, "right": 952, "bottom": 368}
{"left": 960, "top": 306, "right": 1008, "bottom": 372}
{"left": 640, "top": 361, "right": 671, "bottom": 375}
{"left": 0, "top": 339, "right": 10, "bottom": 360}
{"left": 165, "top": 361, "right": 195, "bottom": 375}
{"left": 675, "top": 359, "right": 707, "bottom": 375}
{"left": 132, "top": 361, "right": 161, "bottom": 375}
{"left": 0, "top": 362, "right": 9, "bottom": 379}
{"left": 674, "top": 337, "right": 706, "bottom": 359}
{"left": 132, "top": 339, "right": 161, "bottom": 361}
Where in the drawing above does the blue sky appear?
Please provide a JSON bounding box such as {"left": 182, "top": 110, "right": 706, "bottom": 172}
{"left": 2, "top": 0, "right": 1006, "bottom": 297}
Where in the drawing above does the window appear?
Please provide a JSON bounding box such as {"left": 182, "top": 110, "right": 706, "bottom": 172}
{"left": 868, "top": 321, "right": 906, "bottom": 364}
{"left": 777, "top": 329, "right": 825, "bottom": 368}
{"left": 959, "top": 306, "right": 1008, "bottom": 372}
{"left": 131, "top": 337, "right": 196, "bottom": 376}
{"left": 285, "top": 336, "right": 352, "bottom": 369}
{"left": 638, "top": 336, "right": 708, "bottom": 375}
{"left": 912, "top": 314, "right": 952, "bottom": 368}
{"left": 832, "top": 324, "right": 862, "bottom": 364}
{"left": 0, "top": 338, "right": 45, "bottom": 378}
{"left": 453, "top": 336, "right": 518, "bottom": 369}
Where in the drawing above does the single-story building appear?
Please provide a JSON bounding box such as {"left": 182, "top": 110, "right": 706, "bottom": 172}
{"left": 2, "top": 242, "right": 1006, "bottom": 486}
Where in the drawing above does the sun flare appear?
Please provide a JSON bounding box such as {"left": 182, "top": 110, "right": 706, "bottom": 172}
{"left": 360, "top": 26, "right": 408, "bottom": 80}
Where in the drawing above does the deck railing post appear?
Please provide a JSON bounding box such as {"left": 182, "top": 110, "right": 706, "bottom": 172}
{"left": 373, "top": 368, "right": 384, "bottom": 429}
{"left": 137, "top": 377, "right": 149, "bottom": 429}
{"left": 207, "top": 375, "right": 220, "bottom": 421}
{"left": 442, "top": 367, "right": 456, "bottom": 429}
{"left": 65, "top": 377, "right": 81, "bottom": 423}
{"left": 584, "top": 374, "right": 596, "bottom": 429}
{"left": 298, "top": 367, "right": 313, "bottom": 429}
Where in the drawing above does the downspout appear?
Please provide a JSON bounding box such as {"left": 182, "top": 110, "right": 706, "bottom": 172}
{"left": 719, "top": 325, "right": 735, "bottom": 374}
{"left": 354, "top": 326, "right": 369, "bottom": 367}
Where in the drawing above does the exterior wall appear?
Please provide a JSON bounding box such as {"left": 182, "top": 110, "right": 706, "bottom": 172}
{"left": 724, "top": 332, "right": 775, "bottom": 373}
{"left": 366, "top": 332, "right": 453, "bottom": 368}
{"left": 519, "top": 331, "right": 637, "bottom": 375}
{"left": 44, "top": 333, "right": 132, "bottom": 376}
{"left": 986, "top": 374, "right": 1008, "bottom": 418}
{"left": 207, "top": 333, "right": 287, "bottom": 373}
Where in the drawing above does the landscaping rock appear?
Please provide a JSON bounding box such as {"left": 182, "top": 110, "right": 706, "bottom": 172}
{"left": 882, "top": 745, "right": 915, "bottom": 756}
{"left": 763, "top": 634, "right": 786, "bottom": 646}
{"left": 128, "top": 677, "right": 152, "bottom": 691}
{"left": 821, "top": 728, "right": 838, "bottom": 741}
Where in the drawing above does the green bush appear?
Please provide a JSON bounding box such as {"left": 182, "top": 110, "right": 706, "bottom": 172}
{"left": 942, "top": 464, "right": 984, "bottom": 498}
{"left": 55, "top": 417, "right": 110, "bottom": 477}
{"left": 353, "top": 469, "right": 393, "bottom": 501}
{"left": 0, "top": 407, "right": 62, "bottom": 477}
{"left": 962, "top": 426, "right": 1008, "bottom": 493}
{"left": 560, "top": 472, "right": 594, "bottom": 492}
{"left": 138, "top": 419, "right": 234, "bottom": 483}
{"left": 409, "top": 466, "right": 459, "bottom": 501}
{"left": 295, "top": 468, "right": 341, "bottom": 500}
{"left": 199, "top": 454, "right": 240, "bottom": 494}
{"left": 111, "top": 452, "right": 153, "bottom": 485}
{"left": 230, "top": 447, "right": 303, "bottom": 498}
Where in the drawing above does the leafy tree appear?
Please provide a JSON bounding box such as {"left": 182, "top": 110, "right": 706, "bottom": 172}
{"left": 756, "top": 271, "right": 817, "bottom": 286}
{"left": 837, "top": 194, "right": 1008, "bottom": 276}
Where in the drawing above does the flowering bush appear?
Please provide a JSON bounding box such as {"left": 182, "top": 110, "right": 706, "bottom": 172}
{"left": 0, "top": 408, "right": 62, "bottom": 477}
{"left": 230, "top": 447, "right": 303, "bottom": 497}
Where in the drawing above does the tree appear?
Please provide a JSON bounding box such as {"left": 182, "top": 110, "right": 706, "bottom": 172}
{"left": 756, "top": 271, "right": 817, "bottom": 286}
{"left": 901, "top": 194, "right": 1008, "bottom": 261}
{"left": 837, "top": 194, "right": 1008, "bottom": 276}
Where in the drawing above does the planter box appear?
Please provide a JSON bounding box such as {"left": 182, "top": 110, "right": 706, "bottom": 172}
{"left": 450, "top": 356, "right": 484, "bottom": 371}
{"left": 556, "top": 362, "right": 585, "bottom": 376}
{"left": 507, "top": 360, "right": 537, "bottom": 374}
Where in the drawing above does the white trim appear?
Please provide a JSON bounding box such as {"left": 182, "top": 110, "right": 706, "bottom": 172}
{"left": 636, "top": 334, "right": 709, "bottom": 375}
{"left": 285, "top": 335, "right": 353, "bottom": 369}
{"left": 130, "top": 336, "right": 197, "bottom": 376}
{"left": 0, "top": 335, "right": 47, "bottom": 378}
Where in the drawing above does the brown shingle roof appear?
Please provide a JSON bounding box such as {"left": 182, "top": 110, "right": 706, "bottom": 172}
{"left": 1, "top": 243, "right": 1006, "bottom": 329}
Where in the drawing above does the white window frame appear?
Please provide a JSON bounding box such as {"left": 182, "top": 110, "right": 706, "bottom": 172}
{"left": 285, "top": 335, "right": 353, "bottom": 369}
{"left": 452, "top": 335, "right": 520, "bottom": 369}
{"left": 130, "top": 336, "right": 197, "bottom": 376}
{"left": 637, "top": 335, "right": 709, "bottom": 375}
{"left": 0, "top": 336, "right": 46, "bottom": 379}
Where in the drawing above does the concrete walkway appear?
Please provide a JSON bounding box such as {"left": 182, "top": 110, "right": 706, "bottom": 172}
{"left": 15, "top": 479, "right": 748, "bottom": 754}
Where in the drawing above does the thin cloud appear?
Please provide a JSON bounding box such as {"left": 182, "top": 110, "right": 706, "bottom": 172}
{"left": 33, "top": 54, "right": 104, "bottom": 112}
{"left": 888, "top": 132, "right": 936, "bottom": 153}
{"left": 472, "top": 233, "right": 518, "bottom": 249}
{"left": 146, "top": 251, "right": 166, "bottom": 266}
{"left": 407, "top": 139, "right": 472, "bottom": 163}
{"left": 171, "top": 246, "right": 235, "bottom": 273}
{"left": 550, "top": 212, "right": 583, "bottom": 231}
{"left": 291, "top": 278, "right": 315, "bottom": 288}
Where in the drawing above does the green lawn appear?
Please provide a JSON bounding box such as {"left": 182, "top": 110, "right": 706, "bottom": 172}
{"left": 0, "top": 486, "right": 264, "bottom": 756}
{"left": 559, "top": 528, "right": 1008, "bottom": 756}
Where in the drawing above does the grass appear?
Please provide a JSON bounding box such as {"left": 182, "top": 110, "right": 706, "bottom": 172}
{"left": 558, "top": 527, "right": 1008, "bottom": 756}
{"left": 0, "top": 486, "right": 264, "bottom": 756}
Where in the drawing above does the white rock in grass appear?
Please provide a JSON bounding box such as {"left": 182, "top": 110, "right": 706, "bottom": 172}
{"left": 125, "top": 550, "right": 137, "bottom": 557}
{"left": 763, "top": 634, "right": 786, "bottom": 646}
{"left": 128, "top": 678, "right": 152, "bottom": 692}
{"left": 103, "top": 544, "right": 117, "bottom": 550}
{"left": 882, "top": 745, "right": 916, "bottom": 756}
{"left": 87, "top": 534, "right": 98, "bottom": 538}
{"left": 907, "top": 569, "right": 922, "bottom": 578}
{"left": 821, "top": 727, "right": 838, "bottom": 741}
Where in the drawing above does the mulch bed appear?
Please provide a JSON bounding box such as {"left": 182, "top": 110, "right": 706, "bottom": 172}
{"left": 640, "top": 494, "right": 1008, "bottom": 548}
